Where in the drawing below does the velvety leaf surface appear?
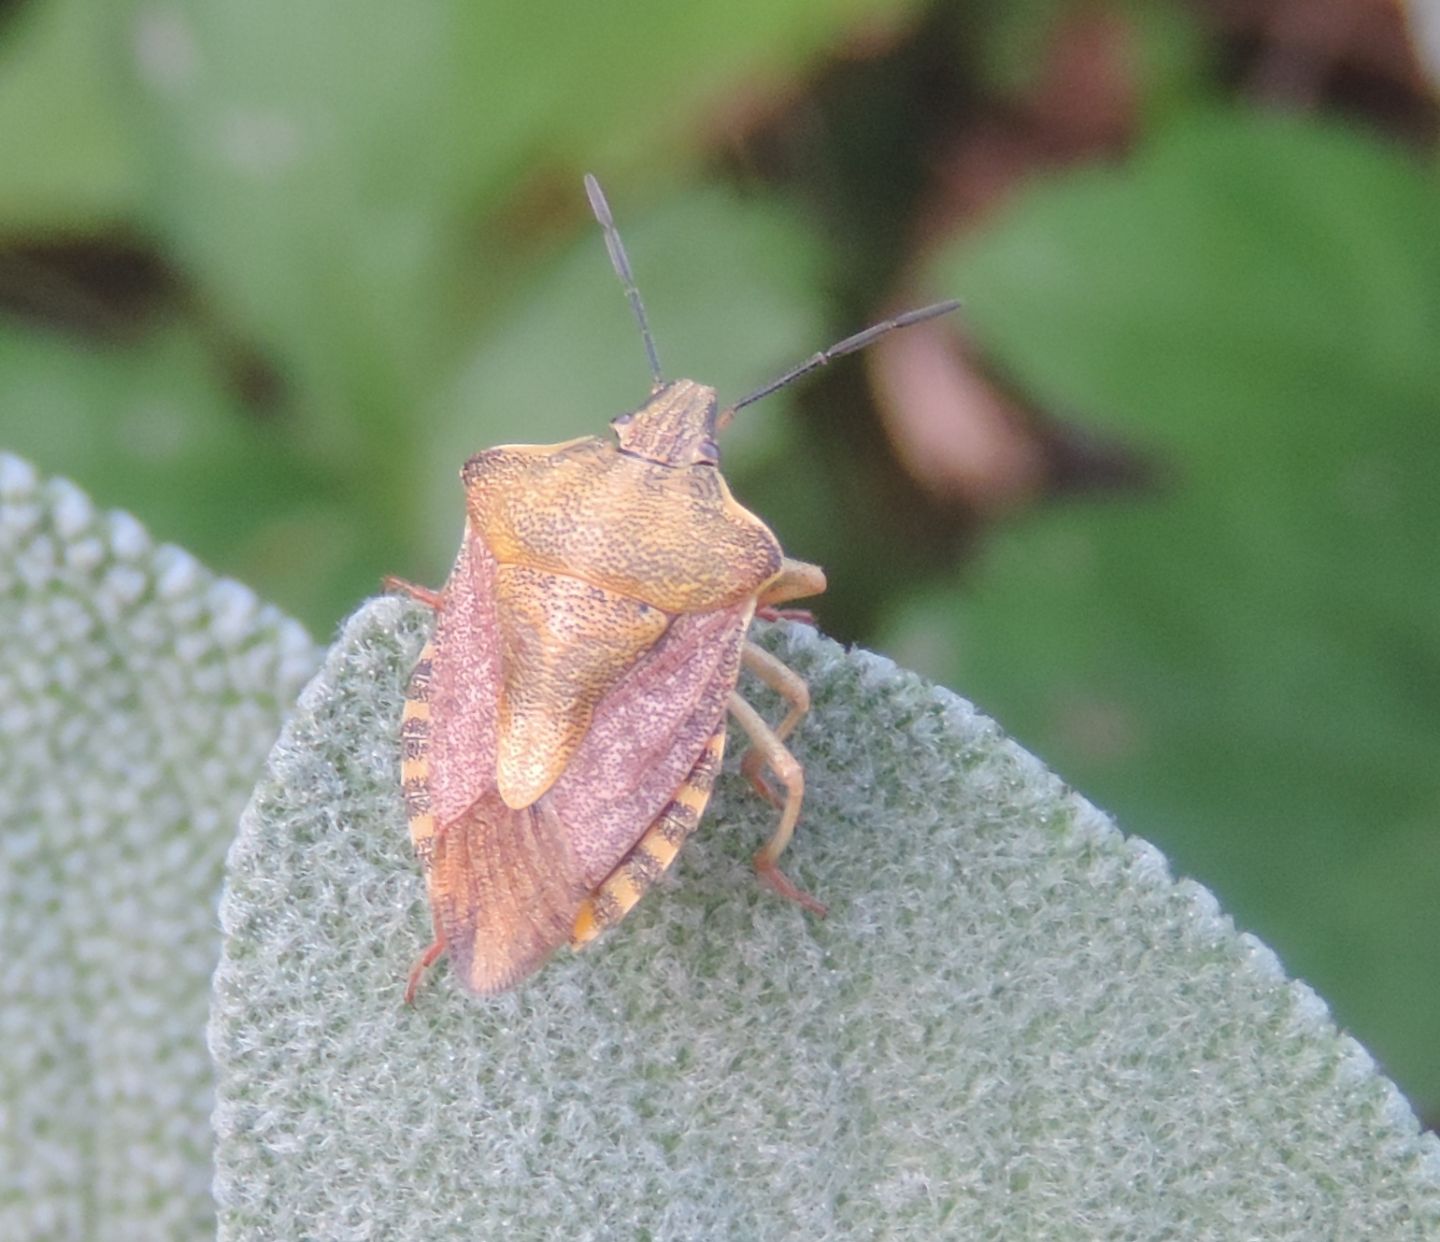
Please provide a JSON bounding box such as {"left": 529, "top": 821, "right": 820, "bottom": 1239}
{"left": 211, "top": 597, "right": 1440, "bottom": 1239}
{"left": 0, "top": 456, "right": 320, "bottom": 1241}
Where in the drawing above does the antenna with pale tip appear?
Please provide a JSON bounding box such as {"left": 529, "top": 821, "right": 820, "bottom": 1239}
{"left": 584, "top": 174, "right": 664, "bottom": 387}
{"left": 720, "top": 298, "right": 963, "bottom": 427}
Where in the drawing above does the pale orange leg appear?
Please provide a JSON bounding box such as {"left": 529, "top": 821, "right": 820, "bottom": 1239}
{"left": 739, "top": 643, "right": 811, "bottom": 808}
{"left": 758, "top": 557, "right": 826, "bottom": 611}
{"left": 404, "top": 941, "right": 444, "bottom": 1005}
{"left": 756, "top": 605, "right": 816, "bottom": 625}
{"left": 742, "top": 557, "right": 823, "bottom": 803}
{"left": 384, "top": 575, "right": 444, "bottom": 609}
{"left": 404, "top": 905, "right": 447, "bottom": 1004}
{"left": 726, "top": 690, "right": 827, "bottom": 917}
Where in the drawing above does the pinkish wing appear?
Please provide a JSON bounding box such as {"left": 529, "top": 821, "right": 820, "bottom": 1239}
{"left": 547, "top": 586, "right": 750, "bottom": 889}
{"left": 424, "top": 793, "right": 589, "bottom": 993}
{"left": 419, "top": 523, "right": 750, "bottom": 992}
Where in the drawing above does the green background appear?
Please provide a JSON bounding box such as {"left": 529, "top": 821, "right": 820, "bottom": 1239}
{"left": 0, "top": 0, "right": 1436, "bottom": 1119}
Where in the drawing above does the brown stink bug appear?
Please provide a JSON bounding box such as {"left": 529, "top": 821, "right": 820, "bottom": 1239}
{"left": 389, "top": 175, "right": 959, "bottom": 998}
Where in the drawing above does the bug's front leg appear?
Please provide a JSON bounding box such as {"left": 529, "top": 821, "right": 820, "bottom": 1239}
{"left": 383, "top": 575, "right": 445, "bottom": 609}
{"left": 727, "top": 690, "right": 827, "bottom": 917}
{"left": 758, "top": 557, "right": 826, "bottom": 611}
{"left": 743, "top": 555, "right": 824, "bottom": 797}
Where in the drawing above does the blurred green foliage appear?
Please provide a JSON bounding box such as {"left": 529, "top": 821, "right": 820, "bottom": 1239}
{"left": 0, "top": 0, "right": 917, "bottom": 626}
{"left": 0, "top": 0, "right": 1436, "bottom": 1123}
{"left": 913, "top": 108, "right": 1440, "bottom": 1110}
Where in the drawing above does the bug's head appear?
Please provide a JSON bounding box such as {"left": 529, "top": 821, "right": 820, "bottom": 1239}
{"left": 611, "top": 379, "right": 721, "bottom": 468}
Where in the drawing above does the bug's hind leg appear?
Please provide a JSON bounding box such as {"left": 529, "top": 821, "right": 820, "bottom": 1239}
{"left": 405, "top": 922, "right": 446, "bottom": 1005}
{"left": 726, "top": 690, "right": 827, "bottom": 918}
{"left": 571, "top": 725, "right": 727, "bottom": 948}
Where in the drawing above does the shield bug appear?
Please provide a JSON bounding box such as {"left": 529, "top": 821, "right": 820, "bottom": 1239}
{"left": 391, "top": 175, "right": 959, "bottom": 998}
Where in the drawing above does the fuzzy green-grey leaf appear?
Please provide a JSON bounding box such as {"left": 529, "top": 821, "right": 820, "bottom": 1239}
{"left": 0, "top": 455, "right": 320, "bottom": 1241}
{"left": 212, "top": 598, "right": 1440, "bottom": 1239}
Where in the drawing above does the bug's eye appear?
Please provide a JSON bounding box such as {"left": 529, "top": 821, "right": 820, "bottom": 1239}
{"left": 697, "top": 436, "right": 720, "bottom": 465}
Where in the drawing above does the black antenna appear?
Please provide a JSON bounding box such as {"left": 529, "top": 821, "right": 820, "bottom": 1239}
{"left": 721, "top": 298, "right": 963, "bottom": 425}
{"left": 584, "top": 174, "right": 664, "bottom": 387}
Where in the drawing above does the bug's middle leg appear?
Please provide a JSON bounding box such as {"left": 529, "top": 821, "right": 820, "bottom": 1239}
{"left": 738, "top": 642, "right": 811, "bottom": 806}
{"left": 727, "top": 690, "right": 827, "bottom": 917}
